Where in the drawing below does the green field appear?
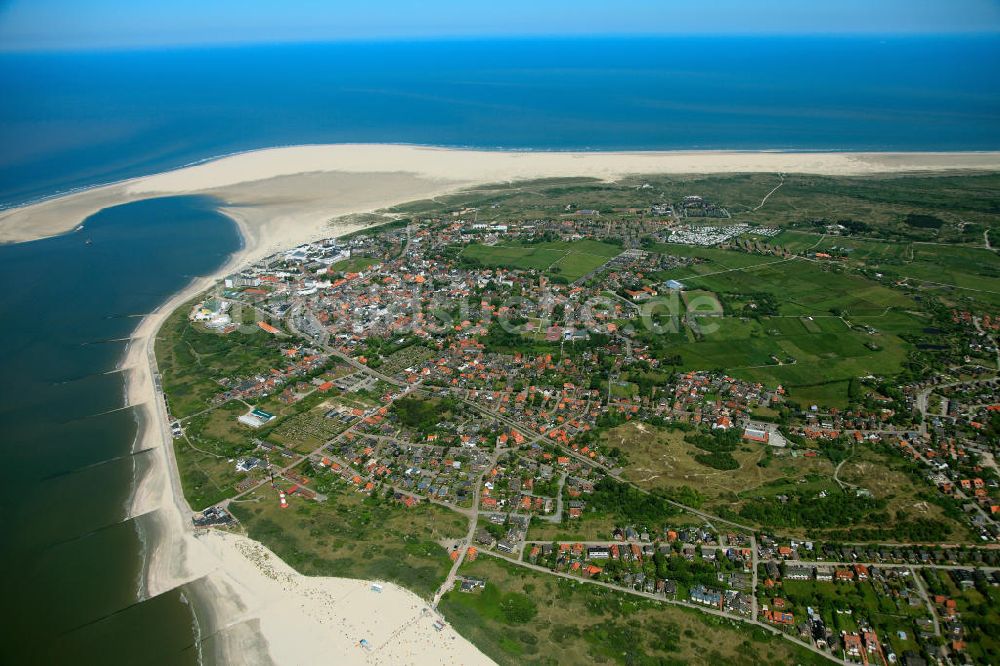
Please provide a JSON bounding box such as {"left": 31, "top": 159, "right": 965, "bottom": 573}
{"left": 328, "top": 256, "right": 379, "bottom": 273}
{"left": 771, "top": 231, "right": 1000, "bottom": 308}
{"left": 681, "top": 259, "right": 912, "bottom": 316}
{"left": 637, "top": 248, "right": 926, "bottom": 406}
{"left": 773, "top": 230, "right": 914, "bottom": 262}
{"left": 682, "top": 289, "right": 723, "bottom": 316}
{"left": 462, "top": 239, "right": 622, "bottom": 281}
{"left": 678, "top": 315, "right": 908, "bottom": 407}
{"left": 524, "top": 514, "right": 625, "bottom": 543}
{"left": 649, "top": 242, "right": 785, "bottom": 281}
{"left": 892, "top": 244, "right": 1000, "bottom": 307}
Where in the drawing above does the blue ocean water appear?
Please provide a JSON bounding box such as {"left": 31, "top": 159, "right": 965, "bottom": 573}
{"left": 1, "top": 36, "right": 998, "bottom": 208}
{"left": 0, "top": 196, "right": 240, "bottom": 664}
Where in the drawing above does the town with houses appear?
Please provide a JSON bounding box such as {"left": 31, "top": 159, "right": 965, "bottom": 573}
{"left": 161, "top": 186, "right": 1000, "bottom": 666}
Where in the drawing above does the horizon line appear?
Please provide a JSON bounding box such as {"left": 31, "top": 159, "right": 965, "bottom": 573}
{"left": 2, "top": 30, "right": 999, "bottom": 55}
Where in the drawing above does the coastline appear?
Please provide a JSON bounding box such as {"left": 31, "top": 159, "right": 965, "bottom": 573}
{"left": 13, "top": 143, "right": 1000, "bottom": 664}
{"left": 120, "top": 200, "right": 493, "bottom": 664}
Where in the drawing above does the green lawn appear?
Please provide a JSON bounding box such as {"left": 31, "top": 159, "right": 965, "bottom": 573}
{"left": 329, "top": 256, "right": 379, "bottom": 273}
{"left": 670, "top": 312, "right": 909, "bottom": 408}
{"left": 774, "top": 230, "right": 913, "bottom": 263}
{"left": 892, "top": 244, "right": 1000, "bottom": 307}
{"left": 462, "top": 239, "right": 622, "bottom": 281}
{"left": 771, "top": 231, "right": 1000, "bottom": 308}
{"left": 649, "top": 242, "right": 785, "bottom": 280}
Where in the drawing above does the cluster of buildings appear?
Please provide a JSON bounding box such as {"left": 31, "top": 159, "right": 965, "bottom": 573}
{"left": 189, "top": 297, "right": 234, "bottom": 331}
{"left": 206, "top": 216, "right": 805, "bottom": 483}
{"left": 885, "top": 422, "right": 1000, "bottom": 541}
{"left": 676, "top": 195, "right": 730, "bottom": 219}
{"left": 477, "top": 450, "right": 564, "bottom": 515}
{"left": 197, "top": 211, "right": 998, "bottom": 554}
{"left": 475, "top": 513, "right": 530, "bottom": 555}
{"left": 760, "top": 534, "right": 1000, "bottom": 570}
{"left": 522, "top": 526, "right": 755, "bottom": 615}
{"left": 928, "top": 576, "right": 985, "bottom": 663}
{"left": 315, "top": 397, "right": 496, "bottom": 503}
{"left": 749, "top": 531, "right": 1000, "bottom": 664}
{"left": 652, "top": 370, "right": 785, "bottom": 427}
{"left": 659, "top": 223, "right": 751, "bottom": 246}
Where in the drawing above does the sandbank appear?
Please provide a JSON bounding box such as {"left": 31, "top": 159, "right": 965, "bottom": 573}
{"left": 3, "top": 144, "right": 1000, "bottom": 248}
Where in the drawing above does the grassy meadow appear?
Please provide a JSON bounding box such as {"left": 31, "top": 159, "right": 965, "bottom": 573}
{"left": 462, "top": 238, "right": 622, "bottom": 281}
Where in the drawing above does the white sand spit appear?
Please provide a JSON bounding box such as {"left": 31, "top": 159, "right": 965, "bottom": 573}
{"left": 3, "top": 144, "right": 1000, "bottom": 246}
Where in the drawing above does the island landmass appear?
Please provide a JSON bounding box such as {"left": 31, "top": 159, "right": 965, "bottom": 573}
{"left": 9, "top": 146, "right": 1000, "bottom": 665}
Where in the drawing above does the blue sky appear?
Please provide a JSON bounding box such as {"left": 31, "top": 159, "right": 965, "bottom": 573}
{"left": 0, "top": 0, "right": 998, "bottom": 51}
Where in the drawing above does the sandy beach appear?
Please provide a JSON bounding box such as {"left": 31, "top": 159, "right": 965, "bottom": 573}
{"left": 191, "top": 531, "right": 492, "bottom": 665}
{"left": 3, "top": 144, "right": 1000, "bottom": 247}
{"left": 10, "top": 143, "right": 1000, "bottom": 665}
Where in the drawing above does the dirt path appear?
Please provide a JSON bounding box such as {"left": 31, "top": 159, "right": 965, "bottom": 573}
{"left": 833, "top": 444, "right": 858, "bottom": 490}
{"left": 752, "top": 173, "right": 785, "bottom": 211}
